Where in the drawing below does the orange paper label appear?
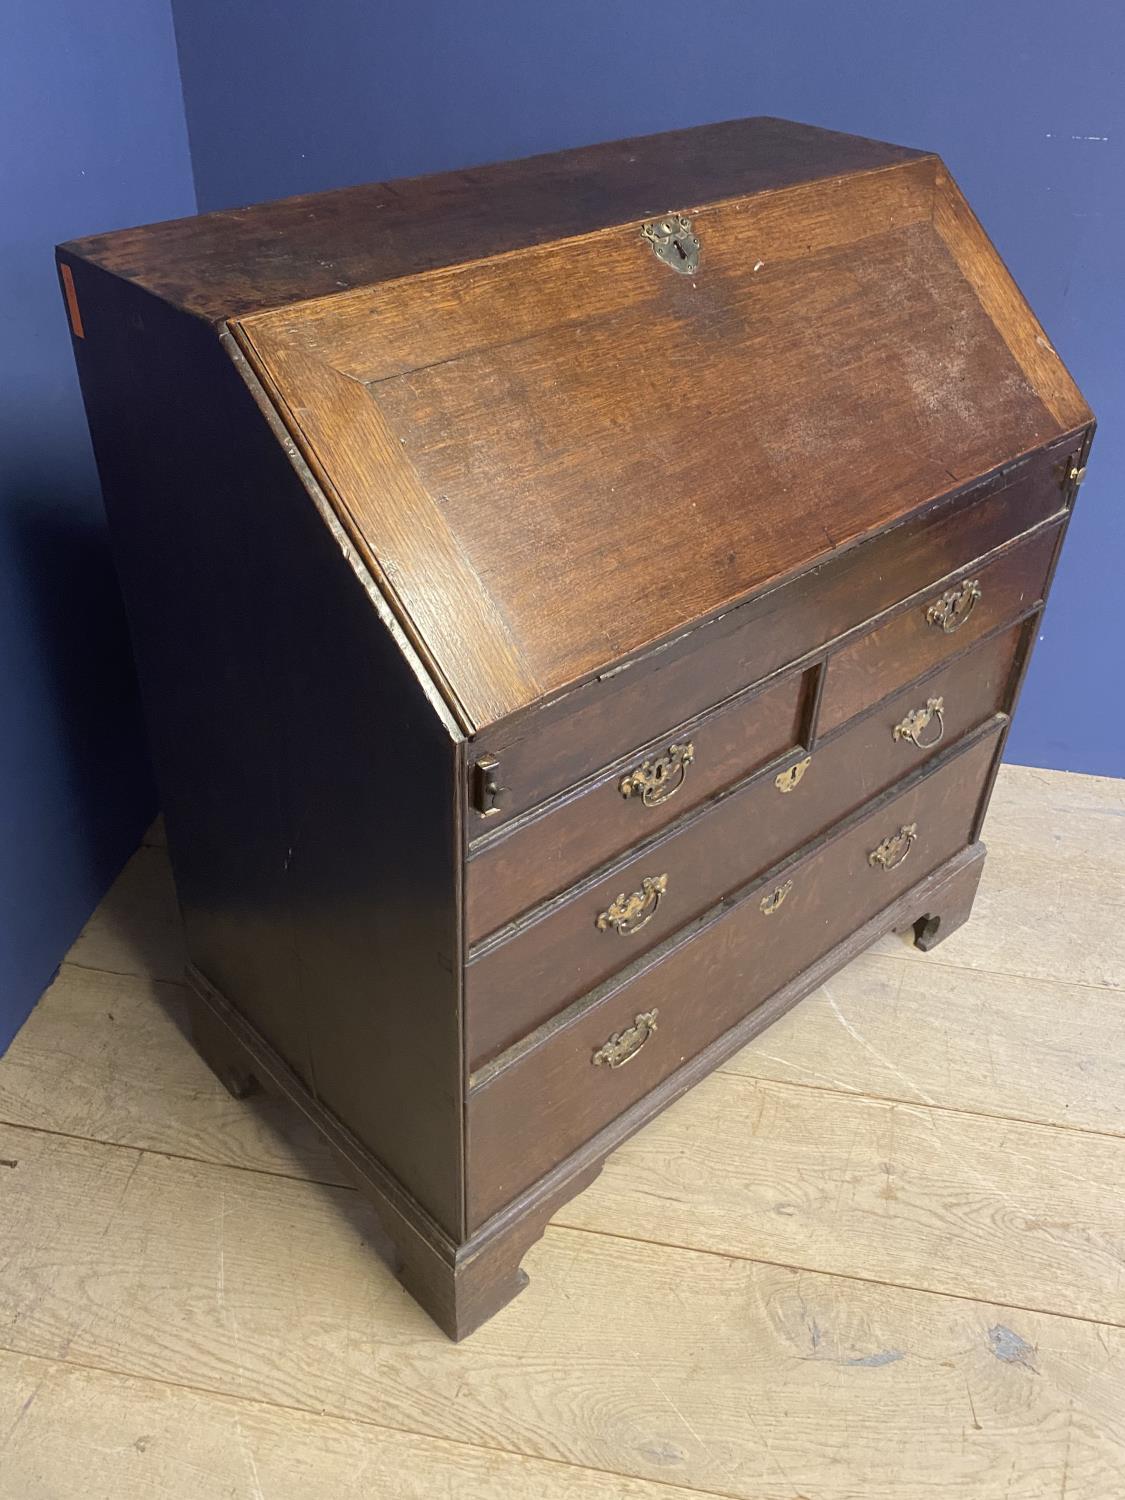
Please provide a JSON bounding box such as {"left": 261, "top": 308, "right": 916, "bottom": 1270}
{"left": 60, "top": 262, "right": 85, "bottom": 339}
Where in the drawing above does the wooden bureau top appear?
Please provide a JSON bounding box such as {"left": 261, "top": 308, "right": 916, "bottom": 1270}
{"left": 61, "top": 118, "right": 1091, "bottom": 734}
{"left": 63, "top": 117, "right": 925, "bottom": 322}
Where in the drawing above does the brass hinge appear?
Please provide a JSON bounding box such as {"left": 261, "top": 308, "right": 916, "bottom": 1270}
{"left": 471, "top": 754, "right": 506, "bottom": 817}
{"left": 1056, "top": 451, "right": 1087, "bottom": 496}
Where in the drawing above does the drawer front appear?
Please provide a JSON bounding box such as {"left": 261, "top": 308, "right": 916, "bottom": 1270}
{"left": 465, "top": 624, "right": 1023, "bottom": 1068}
{"left": 468, "top": 435, "right": 1077, "bottom": 826}
{"left": 467, "top": 665, "right": 811, "bottom": 944}
{"left": 819, "top": 522, "right": 1058, "bottom": 735}
{"left": 466, "top": 723, "right": 1002, "bottom": 1228}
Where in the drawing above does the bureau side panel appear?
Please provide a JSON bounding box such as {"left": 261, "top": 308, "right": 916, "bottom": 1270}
{"left": 60, "top": 256, "right": 464, "bottom": 1236}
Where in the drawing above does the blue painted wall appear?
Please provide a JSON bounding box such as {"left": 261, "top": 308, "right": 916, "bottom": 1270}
{"left": 0, "top": 0, "right": 195, "bottom": 1049}
{"left": 172, "top": 0, "right": 1123, "bottom": 776}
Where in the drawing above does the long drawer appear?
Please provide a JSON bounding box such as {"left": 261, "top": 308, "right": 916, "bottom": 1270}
{"left": 466, "top": 434, "right": 1077, "bottom": 826}
{"left": 466, "top": 722, "right": 1002, "bottom": 1229}
{"left": 465, "top": 621, "right": 1024, "bottom": 1067}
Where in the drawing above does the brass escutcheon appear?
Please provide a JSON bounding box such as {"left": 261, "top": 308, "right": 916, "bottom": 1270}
{"left": 775, "top": 755, "right": 812, "bottom": 794}
{"left": 926, "top": 578, "right": 981, "bottom": 634}
{"left": 893, "top": 696, "right": 945, "bottom": 750}
{"left": 641, "top": 212, "right": 701, "bottom": 275}
{"left": 620, "top": 742, "right": 694, "bottom": 807}
{"left": 868, "top": 823, "right": 918, "bottom": 871}
{"left": 596, "top": 873, "right": 668, "bottom": 936}
{"left": 593, "top": 1010, "right": 659, "bottom": 1069}
{"left": 760, "top": 879, "right": 794, "bottom": 915}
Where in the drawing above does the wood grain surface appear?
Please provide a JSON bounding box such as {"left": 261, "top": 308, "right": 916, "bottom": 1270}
{"left": 140, "top": 117, "right": 1085, "bottom": 732}
{"left": 465, "top": 727, "right": 1002, "bottom": 1222}
{"left": 63, "top": 117, "right": 930, "bottom": 322}
{"left": 467, "top": 441, "right": 1072, "bottom": 814}
{"left": 241, "top": 195, "right": 1066, "bottom": 725}
{"left": 2, "top": 764, "right": 1123, "bottom": 1497}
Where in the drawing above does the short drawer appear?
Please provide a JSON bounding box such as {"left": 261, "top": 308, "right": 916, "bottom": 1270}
{"left": 466, "top": 433, "right": 1077, "bottom": 828}
{"left": 464, "top": 623, "right": 1023, "bottom": 1068}
{"left": 466, "top": 665, "right": 812, "bottom": 944}
{"left": 466, "top": 723, "right": 1002, "bottom": 1229}
{"left": 818, "top": 521, "right": 1058, "bottom": 735}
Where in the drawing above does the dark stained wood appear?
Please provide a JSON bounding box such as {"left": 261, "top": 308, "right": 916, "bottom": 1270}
{"left": 237, "top": 162, "right": 1087, "bottom": 729}
{"left": 910, "top": 843, "right": 988, "bottom": 951}
{"left": 186, "top": 964, "right": 605, "bottom": 1340}
{"left": 466, "top": 725, "right": 1002, "bottom": 1228}
{"left": 466, "top": 619, "right": 1026, "bottom": 1066}
{"left": 478, "top": 840, "right": 990, "bottom": 1234}
{"left": 468, "top": 440, "right": 1075, "bottom": 822}
{"left": 811, "top": 619, "right": 1025, "bottom": 797}
{"left": 254, "top": 154, "right": 938, "bottom": 380}
{"left": 234, "top": 336, "right": 539, "bottom": 729}
{"left": 818, "top": 521, "right": 1059, "bottom": 734}
{"left": 466, "top": 664, "right": 812, "bottom": 944}
{"left": 189, "top": 839, "right": 986, "bottom": 1336}
{"left": 61, "top": 255, "right": 466, "bottom": 1238}
{"left": 62, "top": 116, "right": 930, "bottom": 322}
{"left": 60, "top": 117, "right": 1093, "bottom": 1340}
{"left": 933, "top": 168, "right": 1092, "bottom": 433}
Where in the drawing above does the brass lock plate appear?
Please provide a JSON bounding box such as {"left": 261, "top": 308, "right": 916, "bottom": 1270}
{"left": 641, "top": 213, "right": 701, "bottom": 275}
{"left": 775, "top": 755, "right": 812, "bottom": 794}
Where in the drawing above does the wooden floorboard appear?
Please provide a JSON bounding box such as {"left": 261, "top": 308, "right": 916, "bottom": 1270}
{"left": 0, "top": 966, "right": 342, "bottom": 1183}
{"left": 4, "top": 1124, "right": 1125, "bottom": 1498}
{"left": 0, "top": 1348, "right": 721, "bottom": 1500}
{"left": 556, "top": 1065, "right": 1125, "bottom": 1322}
{"left": 0, "top": 763, "right": 1123, "bottom": 1498}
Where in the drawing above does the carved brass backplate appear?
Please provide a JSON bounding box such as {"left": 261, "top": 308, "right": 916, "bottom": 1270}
{"left": 893, "top": 697, "right": 945, "bottom": 750}
{"left": 926, "top": 578, "right": 981, "bottom": 634}
{"left": 760, "top": 879, "right": 794, "bottom": 916}
{"left": 620, "top": 742, "right": 694, "bottom": 807}
{"left": 596, "top": 873, "right": 668, "bottom": 936}
{"left": 641, "top": 213, "right": 701, "bottom": 275}
{"left": 868, "top": 822, "right": 918, "bottom": 871}
{"left": 775, "top": 755, "right": 812, "bottom": 794}
{"left": 593, "top": 1010, "right": 659, "bottom": 1069}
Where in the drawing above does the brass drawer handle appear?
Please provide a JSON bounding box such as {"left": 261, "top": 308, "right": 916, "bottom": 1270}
{"left": 868, "top": 823, "right": 918, "bottom": 871}
{"left": 775, "top": 755, "right": 811, "bottom": 793}
{"left": 593, "top": 1010, "right": 659, "bottom": 1068}
{"left": 760, "top": 879, "right": 794, "bottom": 915}
{"left": 926, "top": 578, "right": 981, "bottom": 634}
{"left": 620, "top": 742, "right": 694, "bottom": 807}
{"left": 596, "top": 874, "right": 668, "bottom": 936}
{"left": 893, "top": 696, "right": 945, "bottom": 750}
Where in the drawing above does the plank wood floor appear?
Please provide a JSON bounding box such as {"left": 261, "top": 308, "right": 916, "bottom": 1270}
{"left": 1, "top": 763, "right": 1123, "bottom": 1499}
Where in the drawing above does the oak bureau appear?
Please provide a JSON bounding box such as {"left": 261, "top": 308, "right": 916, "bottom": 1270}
{"left": 59, "top": 117, "right": 1094, "bottom": 1339}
